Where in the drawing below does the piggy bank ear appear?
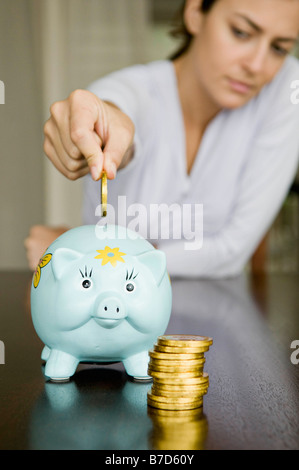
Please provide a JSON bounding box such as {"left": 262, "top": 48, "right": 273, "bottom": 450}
{"left": 137, "top": 250, "right": 167, "bottom": 286}
{"left": 52, "top": 248, "right": 83, "bottom": 280}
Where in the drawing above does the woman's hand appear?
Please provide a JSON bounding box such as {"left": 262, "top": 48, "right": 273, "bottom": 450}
{"left": 24, "top": 225, "right": 69, "bottom": 271}
{"left": 43, "top": 90, "right": 135, "bottom": 181}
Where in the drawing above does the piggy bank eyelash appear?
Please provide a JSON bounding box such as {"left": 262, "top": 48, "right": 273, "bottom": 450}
{"left": 79, "top": 266, "right": 93, "bottom": 278}
{"left": 126, "top": 268, "right": 138, "bottom": 281}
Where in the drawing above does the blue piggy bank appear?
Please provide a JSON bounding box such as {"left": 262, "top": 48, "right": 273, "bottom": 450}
{"left": 31, "top": 225, "right": 172, "bottom": 382}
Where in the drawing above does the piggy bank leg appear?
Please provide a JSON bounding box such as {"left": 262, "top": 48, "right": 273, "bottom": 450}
{"left": 123, "top": 350, "right": 152, "bottom": 382}
{"left": 41, "top": 345, "right": 51, "bottom": 361}
{"left": 44, "top": 349, "right": 79, "bottom": 382}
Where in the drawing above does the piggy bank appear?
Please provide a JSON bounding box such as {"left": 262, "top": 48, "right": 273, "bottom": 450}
{"left": 30, "top": 225, "right": 172, "bottom": 382}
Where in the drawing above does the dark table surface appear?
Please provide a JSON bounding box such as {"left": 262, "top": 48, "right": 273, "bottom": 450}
{"left": 0, "top": 270, "right": 299, "bottom": 450}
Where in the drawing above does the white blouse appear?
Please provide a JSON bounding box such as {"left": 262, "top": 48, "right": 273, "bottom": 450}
{"left": 83, "top": 58, "right": 299, "bottom": 278}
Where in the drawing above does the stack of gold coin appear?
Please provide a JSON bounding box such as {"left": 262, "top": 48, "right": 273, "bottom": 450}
{"left": 147, "top": 335, "right": 213, "bottom": 411}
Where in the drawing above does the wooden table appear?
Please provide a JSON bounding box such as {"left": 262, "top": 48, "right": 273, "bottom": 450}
{"left": 0, "top": 270, "right": 298, "bottom": 450}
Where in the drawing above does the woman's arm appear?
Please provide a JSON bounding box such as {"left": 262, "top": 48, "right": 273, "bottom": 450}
{"left": 24, "top": 226, "right": 69, "bottom": 271}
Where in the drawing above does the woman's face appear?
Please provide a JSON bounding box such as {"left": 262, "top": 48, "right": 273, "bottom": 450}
{"left": 187, "top": 0, "right": 299, "bottom": 109}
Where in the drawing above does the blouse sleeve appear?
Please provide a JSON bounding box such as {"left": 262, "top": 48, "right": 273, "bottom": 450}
{"left": 87, "top": 64, "right": 153, "bottom": 136}
{"left": 160, "top": 62, "right": 299, "bottom": 279}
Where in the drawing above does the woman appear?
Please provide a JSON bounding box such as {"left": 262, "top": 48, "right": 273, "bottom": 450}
{"left": 25, "top": 0, "right": 299, "bottom": 277}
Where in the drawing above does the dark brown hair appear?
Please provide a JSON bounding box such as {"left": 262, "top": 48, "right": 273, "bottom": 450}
{"left": 169, "top": 0, "right": 218, "bottom": 60}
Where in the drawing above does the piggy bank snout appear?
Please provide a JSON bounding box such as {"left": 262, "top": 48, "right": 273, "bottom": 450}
{"left": 97, "top": 296, "right": 126, "bottom": 318}
{"left": 93, "top": 293, "right": 127, "bottom": 329}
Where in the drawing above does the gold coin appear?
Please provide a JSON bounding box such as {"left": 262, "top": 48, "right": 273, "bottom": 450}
{"left": 153, "top": 381, "right": 209, "bottom": 395}
{"left": 157, "top": 335, "right": 213, "bottom": 349}
{"left": 101, "top": 171, "right": 107, "bottom": 217}
{"left": 147, "top": 406, "right": 204, "bottom": 420}
{"left": 150, "top": 354, "right": 206, "bottom": 367}
{"left": 149, "top": 358, "right": 205, "bottom": 368}
{"left": 149, "top": 357, "right": 205, "bottom": 367}
{"left": 154, "top": 343, "right": 210, "bottom": 354}
{"left": 148, "top": 392, "right": 203, "bottom": 404}
{"left": 149, "top": 349, "right": 204, "bottom": 361}
{"left": 148, "top": 364, "right": 204, "bottom": 374}
{"left": 151, "top": 386, "right": 208, "bottom": 398}
{"left": 153, "top": 380, "right": 209, "bottom": 393}
{"left": 151, "top": 373, "right": 209, "bottom": 385}
{"left": 147, "top": 367, "right": 204, "bottom": 379}
{"left": 152, "top": 381, "right": 209, "bottom": 393}
{"left": 147, "top": 399, "right": 203, "bottom": 411}
{"left": 147, "top": 394, "right": 203, "bottom": 411}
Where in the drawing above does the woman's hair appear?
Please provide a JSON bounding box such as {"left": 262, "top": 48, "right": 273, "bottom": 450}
{"left": 169, "top": 0, "right": 218, "bottom": 60}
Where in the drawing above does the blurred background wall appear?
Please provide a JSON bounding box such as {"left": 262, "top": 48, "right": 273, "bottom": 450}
{"left": 0, "top": 0, "right": 298, "bottom": 270}
{"left": 0, "top": 0, "right": 180, "bottom": 269}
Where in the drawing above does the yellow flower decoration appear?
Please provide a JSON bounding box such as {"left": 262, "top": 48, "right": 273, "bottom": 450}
{"left": 95, "top": 246, "right": 126, "bottom": 267}
{"left": 33, "top": 253, "right": 52, "bottom": 288}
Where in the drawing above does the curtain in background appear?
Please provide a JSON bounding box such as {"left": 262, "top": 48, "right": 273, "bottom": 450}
{"left": 0, "top": 0, "right": 44, "bottom": 269}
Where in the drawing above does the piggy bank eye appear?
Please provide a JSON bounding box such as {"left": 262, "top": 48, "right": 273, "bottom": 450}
{"left": 126, "top": 282, "right": 135, "bottom": 292}
{"left": 82, "top": 279, "right": 92, "bottom": 289}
